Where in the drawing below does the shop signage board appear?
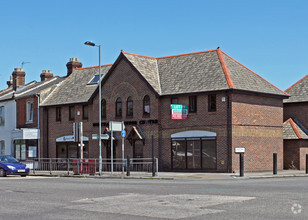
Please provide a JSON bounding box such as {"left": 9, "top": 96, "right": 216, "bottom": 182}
{"left": 171, "top": 104, "right": 188, "bottom": 119}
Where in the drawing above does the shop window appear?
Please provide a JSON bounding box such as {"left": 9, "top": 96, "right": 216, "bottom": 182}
{"left": 26, "top": 101, "right": 34, "bottom": 123}
{"left": 101, "top": 99, "right": 106, "bottom": 119}
{"left": 15, "top": 140, "right": 38, "bottom": 160}
{"left": 189, "top": 96, "right": 197, "bottom": 113}
{"left": 143, "top": 95, "right": 150, "bottom": 117}
{"left": 116, "top": 98, "right": 122, "bottom": 117}
{"left": 0, "top": 106, "right": 4, "bottom": 126}
{"left": 83, "top": 105, "right": 88, "bottom": 120}
{"left": 69, "top": 106, "right": 75, "bottom": 121}
{"left": 208, "top": 94, "right": 216, "bottom": 112}
{"left": 56, "top": 107, "right": 61, "bottom": 122}
{"left": 0, "top": 140, "right": 5, "bottom": 155}
{"left": 127, "top": 97, "right": 133, "bottom": 117}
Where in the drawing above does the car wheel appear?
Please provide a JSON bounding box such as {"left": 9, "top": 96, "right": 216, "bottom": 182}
{"left": 0, "top": 169, "right": 6, "bottom": 177}
{"left": 21, "top": 175, "right": 27, "bottom": 177}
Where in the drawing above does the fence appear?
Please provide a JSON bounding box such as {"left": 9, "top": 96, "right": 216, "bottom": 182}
{"left": 26, "top": 158, "right": 158, "bottom": 176}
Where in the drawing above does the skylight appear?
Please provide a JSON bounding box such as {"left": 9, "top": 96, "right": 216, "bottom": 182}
{"left": 87, "top": 75, "right": 102, "bottom": 85}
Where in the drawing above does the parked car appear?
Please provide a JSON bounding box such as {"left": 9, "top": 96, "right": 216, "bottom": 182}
{"left": 0, "top": 155, "right": 30, "bottom": 177}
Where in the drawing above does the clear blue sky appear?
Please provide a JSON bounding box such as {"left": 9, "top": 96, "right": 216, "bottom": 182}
{"left": 0, "top": 0, "right": 307, "bottom": 91}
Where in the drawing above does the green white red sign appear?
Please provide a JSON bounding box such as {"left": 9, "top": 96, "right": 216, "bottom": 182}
{"left": 171, "top": 104, "right": 188, "bottom": 119}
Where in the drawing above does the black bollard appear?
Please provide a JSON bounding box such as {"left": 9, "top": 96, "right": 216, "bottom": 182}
{"left": 152, "top": 135, "right": 155, "bottom": 177}
{"left": 306, "top": 154, "right": 308, "bottom": 174}
{"left": 126, "top": 155, "right": 130, "bottom": 177}
{"left": 273, "top": 153, "right": 277, "bottom": 175}
{"left": 240, "top": 153, "right": 244, "bottom": 177}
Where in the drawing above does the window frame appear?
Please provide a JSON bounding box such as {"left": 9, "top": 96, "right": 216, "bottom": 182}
{"left": 208, "top": 94, "right": 217, "bottom": 112}
{"left": 69, "top": 106, "right": 75, "bottom": 121}
{"left": 143, "top": 95, "right": 150, "bottom": 117}
{"left": 0, "top": 106, "right": 4, "bottom": 126}
{"left": 126, "top": 96, "right": 133, "bottom": 117}
{"left": 82, "top": 105, "right": 88, "bottom": 120}
{"left": 56, "top": 107, "right": 61, "bottom": 122}
{"left": 26, "top": 100, "right": 34, "bottom": 123}
{"left": 115, "top": 98, "right": 122, "bottom": 118}
{"left": 101, "top": 99, "right": 106, "bottom": 119}
{"left": 189, "top": 96, "right": 197, "bottom": 113}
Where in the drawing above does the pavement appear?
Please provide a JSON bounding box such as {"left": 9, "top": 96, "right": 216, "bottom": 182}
{"left": 30, "top": 169, "right": 308, "bottom": 180}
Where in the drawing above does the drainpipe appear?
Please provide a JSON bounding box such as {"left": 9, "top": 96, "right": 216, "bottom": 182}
{"left": 226, "top": 93, "right": 232, "bottom": 173}
{"left": 35, "top": 93, "right": 40, "bottom": 162}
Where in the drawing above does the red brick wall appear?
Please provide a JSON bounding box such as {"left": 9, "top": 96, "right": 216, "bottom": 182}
{"left": 284, "top": 102, "right": 308, "bottom": 128}
{"left": 232, "top": 94, "right": 284, "bottom": 172}
{"left": 16, "top": 96, "right": 38, "bottom": 128}
{"left": 284, "top": 140, "right": 308, "bottom": 170}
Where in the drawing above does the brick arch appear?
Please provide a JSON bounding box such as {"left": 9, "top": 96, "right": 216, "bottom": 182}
{"left": 110, "top": 82, "right": 139, "bottom": 101}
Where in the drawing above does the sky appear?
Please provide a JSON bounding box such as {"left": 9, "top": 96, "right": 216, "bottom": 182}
{"left": 0, "top": 0, "right": 307, "bottom": 91}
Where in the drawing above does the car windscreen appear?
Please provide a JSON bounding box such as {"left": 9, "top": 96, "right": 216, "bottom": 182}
{"left": 0, "top": 155, "right": 19, "bottom": 163}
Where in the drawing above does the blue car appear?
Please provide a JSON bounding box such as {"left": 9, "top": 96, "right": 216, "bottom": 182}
{"left": 0, "top": 155, "right": 30, "bottom": 177}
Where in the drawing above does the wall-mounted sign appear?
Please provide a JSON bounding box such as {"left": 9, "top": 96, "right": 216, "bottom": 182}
{"left": 171, "top": 104, "right": 188, "bottom": 119}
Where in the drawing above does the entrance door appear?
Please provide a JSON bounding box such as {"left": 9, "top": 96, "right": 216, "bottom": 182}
{"left": 133, "top": 140, "right": 143, "bottom": 159}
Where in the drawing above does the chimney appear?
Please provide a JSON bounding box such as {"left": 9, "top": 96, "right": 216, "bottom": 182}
{"left": 66, "top": 58, "right": 82, "bottom": 76}
{"left": 6, "top": 76, "right": 13, "bottom": 88}
{"left": 12, "top": 68, "right": 25, "bottom": 90}
{"left": 40, "top": 70, "right": 53, "bottom": 81}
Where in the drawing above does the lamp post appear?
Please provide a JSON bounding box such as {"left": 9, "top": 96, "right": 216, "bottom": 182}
{"left": 84, "top": 41, "right": 102, "bottom": 176}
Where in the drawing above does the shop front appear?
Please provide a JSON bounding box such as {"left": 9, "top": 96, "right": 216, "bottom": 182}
{"left": 171, "top": 130, "right": 217, "bottom": 171}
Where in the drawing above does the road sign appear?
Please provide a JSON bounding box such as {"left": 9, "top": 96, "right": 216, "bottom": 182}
{"left": 109, "top": 121, "right": 125, "bottom": 131}
{"left": 235, "top": 147, "right": 245, "bottom": 153}
{"left": 92, "top": 134, "right": 109, "bottom": 140}
{"left": 121, "top": 130, "right": 126, "bottom": 137}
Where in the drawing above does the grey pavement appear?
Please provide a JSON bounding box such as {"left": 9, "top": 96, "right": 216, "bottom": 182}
{"left": 30, "top": 169, "right": 308, "bottom": 180}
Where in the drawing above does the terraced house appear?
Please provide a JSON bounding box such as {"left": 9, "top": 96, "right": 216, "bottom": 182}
{"left": 283, "top": 74, "right": 308, "bottom": 170}
{"left": 40, "top": 48, "right": 288, "bottom": 172}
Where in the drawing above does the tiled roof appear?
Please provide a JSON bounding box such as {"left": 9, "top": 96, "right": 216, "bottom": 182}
{"left": 283, "top": 118, "right": 308, "bottom": 139}
{"left": 284, "top": 74, "right": 308, "bottom": 103}
{"left": 122, "top": 49, "right": 288, "bottom": 97}
{"left": 0, "top": 81, "right": 37, "bottom": 102}
{"left": 41, "top": 65, "right": 112, "bottom": 106}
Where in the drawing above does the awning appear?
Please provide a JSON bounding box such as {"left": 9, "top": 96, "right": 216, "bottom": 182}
{"left": 11, "top": 128, "right": 40, "bottom": 140}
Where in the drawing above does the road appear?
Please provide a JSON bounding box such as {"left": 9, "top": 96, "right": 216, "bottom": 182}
{"left": 0, "top": 176, "right": 307, "bottom": 219}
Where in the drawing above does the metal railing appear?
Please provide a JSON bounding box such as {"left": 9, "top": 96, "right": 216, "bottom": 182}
{"left": 26, "top": 158, "right": 158, "bottom": 176}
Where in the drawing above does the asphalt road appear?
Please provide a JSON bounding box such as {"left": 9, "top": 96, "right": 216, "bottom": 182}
{"left": 0, "top": 176, "right": 307, "bottom": 219}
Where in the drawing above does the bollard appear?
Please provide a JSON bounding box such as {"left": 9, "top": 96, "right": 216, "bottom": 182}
{"left": 273, "top": 153, "right": 277, "bottom": 175}
{"left": 240, "top": 153, "right": 244, "bottom": 177}
{"left": 152, "top": 157, "right": 156, "bottom": 177}
{"left": 306, "top": 154, "right": 308, "bottom": 174}
{"left": 126, "top": 155, "right": 130, "bottom": 176}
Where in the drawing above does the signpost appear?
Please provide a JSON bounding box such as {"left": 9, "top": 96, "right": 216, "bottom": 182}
{"left": 92, "top": 134, "right": 109, "bottom": 140}
{"left": 109, "top": 121, "right": 125, "bottom": 173}
{"left": 235, "top": 147, "right": 245, "bottom": 177}
{"left": 171, "top": 104, "right": 188, "bottom": 119}
{"left": 121, "top": 129, "right": 126, "bottom": 174}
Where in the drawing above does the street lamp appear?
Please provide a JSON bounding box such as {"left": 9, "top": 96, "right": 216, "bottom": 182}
{"left": 84, "top": 41, "right": 102, "bottom": 176}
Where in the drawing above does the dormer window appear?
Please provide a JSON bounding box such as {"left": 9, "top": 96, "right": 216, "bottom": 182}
{"left": 26, "top": 101, "right": 34, "bottom": 123}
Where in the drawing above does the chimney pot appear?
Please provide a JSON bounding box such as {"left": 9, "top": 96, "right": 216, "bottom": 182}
{"left": 66, "top": 58, "right": 82, "bottom": 76}
{"left": 12, "top": 68, "right": 26, "bottom": 90}
{"left": 40, "top": 70, "right": 53, "bottom": 81}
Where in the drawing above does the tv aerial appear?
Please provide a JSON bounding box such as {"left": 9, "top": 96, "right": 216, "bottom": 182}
{"left": 21, "top": 61, "right": 31, "bottom": 68}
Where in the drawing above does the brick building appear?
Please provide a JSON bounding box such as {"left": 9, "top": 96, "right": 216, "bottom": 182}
{"left": 41, "top": 48, "right": 288, "bottom": 172}
{"left": 283, "top": 75, "right": 308, "bottom": 170}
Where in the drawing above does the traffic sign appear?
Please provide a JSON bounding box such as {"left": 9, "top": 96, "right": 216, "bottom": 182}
{"left": 92, "top": 134, "right": 109, "bottom": 140}
{"left": 121, "top": 130, "right": 126, "bottom": 137}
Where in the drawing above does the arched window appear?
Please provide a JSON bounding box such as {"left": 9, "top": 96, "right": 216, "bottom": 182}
{"left": 101, "top": 99, "right": 106, "bottom": 119}
{"left": 143, "top": 95, "right": 150, "bottom": 116}
{"left": 126, "top": 96, "right": 133, "bottom": 117}
{"left": 116, "top": 98, "right": 122, "bottom": 117}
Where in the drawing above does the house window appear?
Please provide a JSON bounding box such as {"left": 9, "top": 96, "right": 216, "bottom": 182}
{"left": 101, "top": 99, "right": 106, "bottom": 119}
{"left": 208, "top": 94, "right": 216, "bottom": 112}
{"left": 0, "top": 141, "right": 5, "bottom": 155}
{"left": 116, "top": 98, "right": 122, "bottom": 117}
{"left": 14, "top": 140, "right": 37, "bottom": 160}
{"left": 189, "top": 96, "right": 197, "bottom": 113}
{"left": 26, "top": 101, "right": 34, "bottom": 123}
{"left": 83, "top": 105, "right": 88, "bottom": 120}
{"left": 0, "top": 106, "right": 4, "bottom": 126}
{"left": 56, "top": 107, "right": 61, "bottom": 122}
{"left": 127, "top": 97, "right": 133, "bottom": 117}
{"left": 170, "top": 98, "right": 178, "bottom": 115}
{"left": 143, "top": 95, "right": 150, "bottom": 116}
{"left": 69, "top": 106, "right": 75, "bottom": 121}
